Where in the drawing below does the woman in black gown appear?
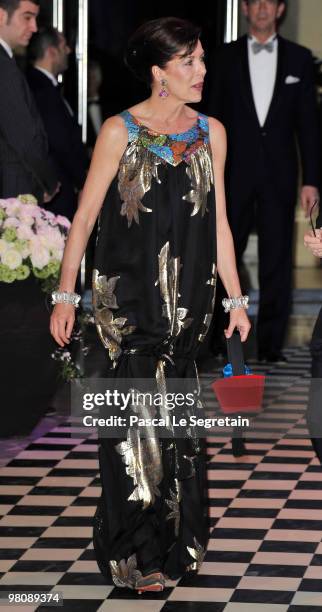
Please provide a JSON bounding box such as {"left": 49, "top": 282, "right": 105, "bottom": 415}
{"left": 50, "top": 17, "right": 251, "bottom": 593}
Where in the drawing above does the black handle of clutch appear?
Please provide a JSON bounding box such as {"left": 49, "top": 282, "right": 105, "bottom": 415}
{"left": 226, "top": 331, "right": 245, "bottom": 376}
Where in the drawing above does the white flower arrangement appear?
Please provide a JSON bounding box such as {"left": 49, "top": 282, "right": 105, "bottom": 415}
{"left": 0, "top": 194, "right": 70, "bottom": 287}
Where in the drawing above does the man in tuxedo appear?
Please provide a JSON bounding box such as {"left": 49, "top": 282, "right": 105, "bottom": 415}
{"left": 207, "top": 0, "right": 320, "bottom": 362}
{"left": 27, "top": 27, "right": 89, "bottom": 220}
{"left": 0, "top": 0, "right": 58, "bottom": 203}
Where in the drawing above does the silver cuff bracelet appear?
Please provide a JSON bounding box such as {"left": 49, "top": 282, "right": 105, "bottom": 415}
{"left": 51, "top": 290, "right": 81, "bottom": 308}
{"left": 222, "top": 295, "right": 249, "bottom": 313}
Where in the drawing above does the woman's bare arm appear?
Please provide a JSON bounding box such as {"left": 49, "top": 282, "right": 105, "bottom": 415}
{"left": 209, "top": 117, "right": 250, "bottom": 341}
{"left": 58, "top": 115, "right": 128, "bottom": 292}
{"left": 50, "top": 115, "right": 128, "bottom": 346}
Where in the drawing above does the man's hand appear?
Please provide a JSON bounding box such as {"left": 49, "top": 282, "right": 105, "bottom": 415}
{"left": 43, "top": 182, "right": 61, "bottom": 204}
{"left": 304, "top": 229, "right": 322, "bottom": 258}
{"left": 301, "top": 185, "right": 319, "bottom": 217}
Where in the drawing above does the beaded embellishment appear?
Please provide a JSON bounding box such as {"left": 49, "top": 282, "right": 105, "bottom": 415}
{"left": 120, "top": 110, "right": 210, "bottom": 167}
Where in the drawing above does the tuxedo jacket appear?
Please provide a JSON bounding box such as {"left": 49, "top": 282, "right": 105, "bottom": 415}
{"left": 207, "top": 34, "right": 320, "bottom": 199}
{"left": 27, "top": 67, "right": 89, "bottom": 219}
{"left": 0, "top": 46, "right": 57, "bottom": 202}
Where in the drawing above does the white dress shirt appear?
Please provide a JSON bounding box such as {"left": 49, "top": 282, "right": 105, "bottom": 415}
{"left": 34, "top": 66, "right": 58, "bottom": 87}
{"left": 248, "top": 34, "right": 278, "bottom": 127}
{"left": 0, "top": 38, "right": 13, "bottom": 58}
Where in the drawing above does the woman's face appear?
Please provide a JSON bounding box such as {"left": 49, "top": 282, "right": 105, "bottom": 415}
{"left": 154, "top": 39, "right": 206, "bottom": 103}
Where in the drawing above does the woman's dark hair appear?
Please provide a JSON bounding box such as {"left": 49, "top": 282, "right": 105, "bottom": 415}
{"left": 124, "top": 17, "right": 201, "bottom": 85}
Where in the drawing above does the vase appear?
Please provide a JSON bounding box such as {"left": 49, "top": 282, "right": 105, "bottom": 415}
{"left": 0, "top": 275, "right": 59, "bottom": 437}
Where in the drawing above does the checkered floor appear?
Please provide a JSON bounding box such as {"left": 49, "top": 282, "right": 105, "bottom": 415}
{"left": 1, "top": 346, "right": 322, "bottom": 612}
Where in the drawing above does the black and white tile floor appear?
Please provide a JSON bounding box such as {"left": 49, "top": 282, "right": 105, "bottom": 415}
{"left": 1, "top": 346, "right": 322, "bottom": 611}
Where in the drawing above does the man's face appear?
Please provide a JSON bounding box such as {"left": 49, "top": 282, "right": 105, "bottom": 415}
{"left": 52, "top": 33, "right": 71, "bottom": 75}
{"left": 0, "top": 0, "right": 39, "bottom": 48}
{"left": 242, "top": 0, "right": 285, "bottom": 35}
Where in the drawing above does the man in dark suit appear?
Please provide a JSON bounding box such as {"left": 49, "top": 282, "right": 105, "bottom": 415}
{"left": 0, "top": 0, "right": 58, "bottom": 203}
{"left": 207, "top": 0, "right": 320, "bottom": 362}
{"left": 27, "top": 27, "right": 89, "bottom": 220}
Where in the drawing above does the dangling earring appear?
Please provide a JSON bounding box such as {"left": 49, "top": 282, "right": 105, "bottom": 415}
{"left": 159, "top": 79, "right": 169, "bottom": 98}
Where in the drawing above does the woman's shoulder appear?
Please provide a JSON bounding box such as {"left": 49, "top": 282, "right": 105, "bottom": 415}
{"left": 97, "top": 114, "right": 129, "bottom": 150}
{"left": 100, "top": 114, "right": 128, "bottom": 135}
{"left": 207, "top": 116, "right": 226, "bottom": 135}
{"left": 207, "top": 116, "right": 227, "bottom": 145}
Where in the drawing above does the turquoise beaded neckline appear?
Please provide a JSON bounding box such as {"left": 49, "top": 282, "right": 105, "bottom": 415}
{"left": 120, "top": 109, "right": 210, "bottom": 167}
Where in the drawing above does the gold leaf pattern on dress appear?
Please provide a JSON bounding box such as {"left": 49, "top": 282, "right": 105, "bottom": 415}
{"left": 118, "top": 143, "right": 162, "bottom": 227}
{"left": 116, "top": 421, "right": 163, "bottom": 510}
{"left": 158, "top": 242, "right": 193, "bottom": 336}
{"left": 165, "top": 479, "right": 182, "bottom": 537}
{"left": 92, "top": 269, "right": 136, "bottom": 365}
{"left": 198, "top": 263, "right": 217, "bottom": 343}
{"left": 186, "top": 536, "right": 206, "bottom": 570}
{"left": 109, "top": 554, "right": 141, "bottom": 588}
{"left": 156, "top": 359, "right": 175, "bottom": 434}
{"left": 183, "top": 143, "right": 214, "bottom": 217}
{"left": 198, "top": 314, "right": 213, "bottom": 344}
{"left": 93, "top": 273, "right": 119, "bottom": 308}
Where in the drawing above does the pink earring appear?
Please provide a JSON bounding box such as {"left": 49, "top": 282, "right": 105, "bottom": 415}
{"left": 159, "top": 79, "right": 169, "bottom": 98}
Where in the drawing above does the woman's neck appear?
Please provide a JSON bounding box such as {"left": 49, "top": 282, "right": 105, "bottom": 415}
{"left": 131, "top": 96, "right": 195, "bottom": 131}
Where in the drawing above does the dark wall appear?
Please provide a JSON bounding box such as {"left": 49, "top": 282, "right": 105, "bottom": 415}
{"left": 38, "top": 0, "right": 52, "bottom": 26}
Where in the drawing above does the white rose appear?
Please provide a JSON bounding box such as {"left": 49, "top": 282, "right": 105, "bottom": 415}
{"left": 18, "top": 202, "right": 39, "bottom": 216}
{"left": 29, "top": 235, "right": 41, "bottom": 250}
{"left": 38, "top": 234, "right": 48, "bottom": 248}
{"left": 16, "top": 240, "right": 31, "bottom": 259}
{"left": 19, "top": 212, "right": 34, "bottom": 226}
{"left": 30, "top": 245, "right": 50, "bottom": 269}
{"left": 52, "top": 248, "right": 64, "bottom": 261}
{"left": 3, "top": 201, "right": 22, "bottom": 216}
{"left": 17, "top": 224, "right": 34, "bottom": 240}
{"left": 3, "top": 217, "right": 20, "bottom": 228}
{"left": 1, "top": 248, "right": 23, "bottom": 270}
{"left": 46, "top": 228, "right": 65, "bottom": 251}
{"left": 0, "top": 238, "right": 9, "bottom": 255}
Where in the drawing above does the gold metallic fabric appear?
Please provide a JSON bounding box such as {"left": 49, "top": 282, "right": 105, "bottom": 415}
{"left": 92, "top": 269, "right": 136, "bottom": 365}
{"left": 183, "top": 143, "right": 214, "bottom": 217}
{"left": 158, "top": 241, "right": 193, "bottom": 336}
{"left": 118, "top": 143, "right": 162, "bottom": 227}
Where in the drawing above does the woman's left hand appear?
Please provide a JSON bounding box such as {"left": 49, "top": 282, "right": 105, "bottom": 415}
{"left": 224, "top": 308, "right": 251, "bottom": 342}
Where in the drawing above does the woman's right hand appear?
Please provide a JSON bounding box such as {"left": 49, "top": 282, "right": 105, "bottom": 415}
{"left": 50, "top": 303, "right": 76, "bottom": 347}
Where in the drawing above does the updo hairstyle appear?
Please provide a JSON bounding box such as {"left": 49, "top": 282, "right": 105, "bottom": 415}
{"left": 124, "top": 17, "right": 201, "bottom": 86}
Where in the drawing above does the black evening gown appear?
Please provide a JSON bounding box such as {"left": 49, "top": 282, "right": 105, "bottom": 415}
{"left": 92, "top": 110, "right": 217, "bottom": 586}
